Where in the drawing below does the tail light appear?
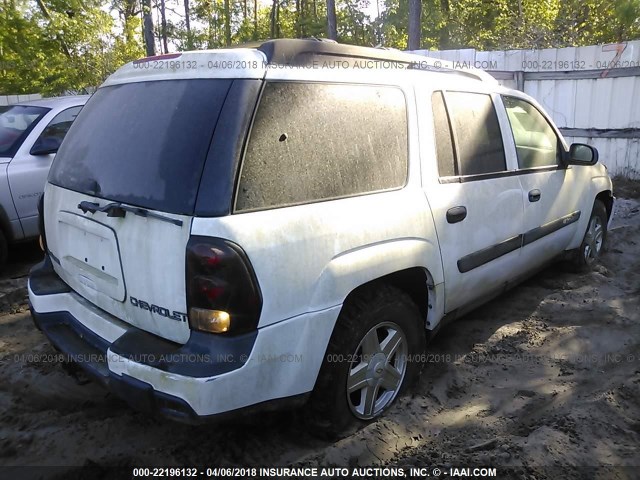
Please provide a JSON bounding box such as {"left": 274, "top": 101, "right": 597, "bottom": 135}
{"left": 186, "top": 236, "right": 262, "bottom": 335}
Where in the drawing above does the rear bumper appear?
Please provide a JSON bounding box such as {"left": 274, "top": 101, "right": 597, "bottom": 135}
{"left": 30, "top": 307, "right": 251, "bottom": 423}
{"left": 29, "top": 257, "right": 340, "bottom": 422}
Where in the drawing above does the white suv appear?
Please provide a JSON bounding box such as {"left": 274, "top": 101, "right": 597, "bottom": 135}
{"left": 28, "top": 40, "right": 613, "bottom": 433}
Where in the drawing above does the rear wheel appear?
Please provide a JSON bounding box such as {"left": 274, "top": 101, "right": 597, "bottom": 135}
{"left": 574, "top": 199, "right": 607, "bottom": 271}
{"left": 307, "top": 284, "right": 425, "bottom": 437}
{"left": 0, "top": 230, "right": 7, "bottom": 269}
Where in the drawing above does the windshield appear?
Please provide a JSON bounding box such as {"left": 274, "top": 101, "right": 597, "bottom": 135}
{"left": 49, "top": 79, "right": 232, "bottom": 215}
{"left": 0, "top": 105, "right": 49, "bottom": 156}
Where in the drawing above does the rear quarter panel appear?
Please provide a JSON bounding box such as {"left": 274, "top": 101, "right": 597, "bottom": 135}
{"left": 191, "top": 187, "right": 443, "bottom": 328}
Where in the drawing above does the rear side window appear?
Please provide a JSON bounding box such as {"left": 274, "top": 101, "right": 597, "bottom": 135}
{"left": 235, "top": 82, "right": 408, "bottom": 212}
{"left": 49, "top": 79, "right": 231, "bottom": 215}
{"left": 431, "top": 91, "right": 456, "bottom": 177}
{"left": 445, "top": 92, "right": 506, "bottom": 176}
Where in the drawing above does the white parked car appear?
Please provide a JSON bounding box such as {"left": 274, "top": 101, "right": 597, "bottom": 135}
{"left": 28, "top": 40, "right": 613, "bottom": 434}
{"left": 0, "top": 96, "right": 88, "bottom": 266}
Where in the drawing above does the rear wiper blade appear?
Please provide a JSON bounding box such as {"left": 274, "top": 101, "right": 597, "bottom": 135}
{"left": 77, "top": 201, "right": 183, "bottom": 227}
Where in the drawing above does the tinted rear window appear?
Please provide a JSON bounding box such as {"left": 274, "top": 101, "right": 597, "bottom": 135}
{"left": 49, "top": 79, "right": 231, "bottom": 215}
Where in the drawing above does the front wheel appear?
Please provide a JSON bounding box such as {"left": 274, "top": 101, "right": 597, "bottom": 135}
{"left": 307, "top": 284, "right": 425, "bottom": 437}
{"left": 574, "top": 199, "right": 608, "bottom": 271}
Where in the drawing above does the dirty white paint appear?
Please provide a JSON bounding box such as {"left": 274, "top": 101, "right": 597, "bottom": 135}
{"left": 413, "top": 41, "right": 640, "bottom": 178}
{"left": 0, "top": 94, "right": 42, "bottom": 106}
{"left": 29, "top": 45, "right": 614, "bottom": 418}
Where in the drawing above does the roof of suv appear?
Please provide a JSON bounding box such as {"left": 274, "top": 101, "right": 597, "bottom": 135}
{"left": 11, "top": 95, "right": 90, "bottom": 109}
{"left": 254, "top": 39, "right": 495, "bottom": 82}
{"left": 105, "top": 39, "right": 497, "bottom": 87}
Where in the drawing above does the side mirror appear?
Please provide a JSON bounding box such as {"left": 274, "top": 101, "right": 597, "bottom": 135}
{"left": 568, "top": 143, "right": 598, "bottom": 166}
{"left": 30, "top": 137, "right": 61, "bottom": 156}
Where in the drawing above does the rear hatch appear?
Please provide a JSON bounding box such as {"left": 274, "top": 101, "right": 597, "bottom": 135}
{"left": 44, "top": 53, "right": 265, "bottom": 343}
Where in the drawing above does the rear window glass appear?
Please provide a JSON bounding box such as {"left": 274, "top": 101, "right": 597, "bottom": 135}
{"left": 236, "top": 82, "right": 408, "bottom": 212}
{"left": 49, "top": 79, "right": 231, "bottom": 215}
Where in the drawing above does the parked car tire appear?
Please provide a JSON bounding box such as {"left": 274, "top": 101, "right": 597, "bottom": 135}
{"left": 574, "top": 199, "right": 608, "bottom": 272}
{"left": 307, "top": 284, "right": 426, "bottom": 437}
{"left": 0, "top": 230, "right": 7, "bottom": 269}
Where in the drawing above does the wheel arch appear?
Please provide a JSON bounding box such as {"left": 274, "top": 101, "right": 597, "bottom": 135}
{"left": 341, "top": 266, "right": 434, "bottom": 325}
{"left": 308, "top": 238, "right": 443, "bottom": 326}
{"left": 596, "top": 189, "right": 614, "bottom": 221}
{"left": 567, "top": 188, "right": 613, "bottom": 251}
{"left": 0, "top": 204, "right": 15, "bottom": 243}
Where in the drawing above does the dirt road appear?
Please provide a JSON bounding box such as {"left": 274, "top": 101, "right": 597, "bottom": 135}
{"left": 0, "top": 192, "right": 638, "bottom": 478}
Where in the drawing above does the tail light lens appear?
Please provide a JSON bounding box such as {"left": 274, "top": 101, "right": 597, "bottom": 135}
{"left": 186, "top": 236, "right": 262, "bottom": 335}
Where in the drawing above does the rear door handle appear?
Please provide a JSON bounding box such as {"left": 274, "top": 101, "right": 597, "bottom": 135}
{"left": 446, "top": 206, "right": 467, "bottom": 224}
{"left": 528, "top": 189, "right": 541, "bottom": 202}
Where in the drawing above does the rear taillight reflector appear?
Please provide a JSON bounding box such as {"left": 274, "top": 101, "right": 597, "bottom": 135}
{"left": 186, "top": 236, "right": 262, "bottom": 335}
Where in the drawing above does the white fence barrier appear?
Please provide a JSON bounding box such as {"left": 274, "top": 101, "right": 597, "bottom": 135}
{"left": 0, "top": 94, "right": 42, "bottom": 106}
{"left": 414, "top": 41, "right": 640, "bottom": 179}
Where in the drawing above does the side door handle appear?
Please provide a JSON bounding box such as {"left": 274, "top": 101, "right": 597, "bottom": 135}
{"left": 446, "top": 206, "right": 467, "bottom": 224}
{"left": 528, "top": 189, "right": 541, "bottom": 202}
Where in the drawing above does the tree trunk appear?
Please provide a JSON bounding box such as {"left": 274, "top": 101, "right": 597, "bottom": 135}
{"left": 123, "top": 0, "right": 138, "bottom": 45}
{"left": 326, "top": 0, "right": 337, "bottom": 40}
{"left": 270, "top": 0, "right": 278, "bottom": 38}
{"left": 160, "top": 0, "right": 168, "bottom": 53}
{"left": 184, "top": 0, "right": 191, "bottom": 48}
{"left": 35, "top": 0, "right": 73, "bottom": 58}
{"left": 296, "top": 0, "right": 301, "bottom": 37}
{"left": 253, "top": 0, "right": 258, "bottom": 40}
{"left": 243, "top": 0, "right": 247, "bottom": 20}
{"left": 142, "top": 0, "right": 155, "bottom": 56}
{"left": 408, "top": 0, "right": 421, "bottom": 50}
{"left": 224, "top": 0, "right": 231, "bottom": 46}
{"left": 439, "top": 0, "right": 451, "bottom": 49}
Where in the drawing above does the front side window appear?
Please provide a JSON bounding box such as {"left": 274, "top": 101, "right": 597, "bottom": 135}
{"left": 503, "top": 96, "right": 561, "bottom": 169}
{"left": 444, "top": 92, "right": 507, "bottom": 176}
{"left": 0, "top": 105, "right": 49, "bottom": 156}
{"left": 31, "top": 106, "right": 83, "bottom": 154}
{"left": 236, "top": 82, "right": 408, "bottom": 212}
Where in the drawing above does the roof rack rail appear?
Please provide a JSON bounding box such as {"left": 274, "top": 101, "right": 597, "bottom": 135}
{"left": 252, "top": 39, "right": 492, "bottom": 83}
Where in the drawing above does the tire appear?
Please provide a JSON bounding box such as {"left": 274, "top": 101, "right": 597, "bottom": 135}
{"left": 574, "top": 199, "right": 608, "bottom": 272}
{"left": 0, "top": 230, "right": 7, "bottom": 270}
{"left": 307, "top": 284, "right": 426, "bottom": 437}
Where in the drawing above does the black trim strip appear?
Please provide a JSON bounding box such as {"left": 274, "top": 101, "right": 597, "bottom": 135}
{"left": 457, "top": 235, "right": 522, "bottom": 273}
{"left": 523, "top": 210, "right": 581, "bottom": 246}
{"left": 457, "top": 209, "right": 582, "bottom": 273}
{"left": 439, "top": 165, "right": 561, "bottom": 184}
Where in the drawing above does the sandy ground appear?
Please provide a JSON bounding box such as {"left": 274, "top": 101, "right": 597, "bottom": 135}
{"left": 0, "top": 189, "right": 639, "bottom": 478}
